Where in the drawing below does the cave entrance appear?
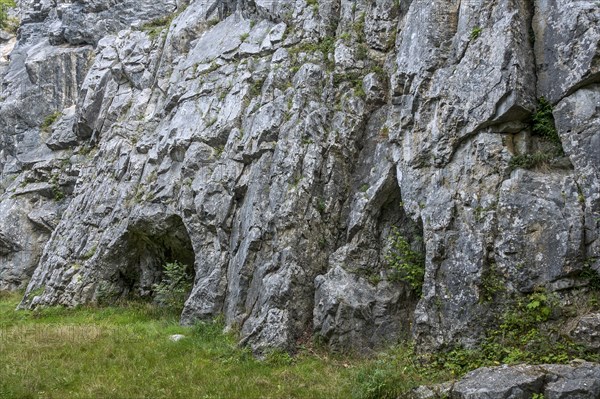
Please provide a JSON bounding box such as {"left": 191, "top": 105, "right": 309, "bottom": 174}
{"left": 116, "top": 214, "right": 195, "bottom": 305}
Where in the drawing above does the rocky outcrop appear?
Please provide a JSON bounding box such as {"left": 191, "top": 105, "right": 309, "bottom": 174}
{"left": 0, "top": 0, "right": 598, "bottom": 354}
{"left": 414, "top": 362, "right": 600, "bottom": 399}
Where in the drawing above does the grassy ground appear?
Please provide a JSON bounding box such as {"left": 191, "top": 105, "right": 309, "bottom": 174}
{"left": 0, "top": 292, "right": 452, "bottom": 399}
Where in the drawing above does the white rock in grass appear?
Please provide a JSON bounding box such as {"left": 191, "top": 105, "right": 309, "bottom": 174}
{"left": 169, "top": 334, "right": 186, "bottom": 342}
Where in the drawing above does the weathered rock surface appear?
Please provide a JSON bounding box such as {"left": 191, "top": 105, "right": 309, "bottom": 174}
{"left": 0, "top": 0, "right": 598, "bottom": 354}
{"left": 414, "top": 362, "right": 600, "bottom": 399}
{"left": 570, "top": 313, "right": 600, "bottom": 350}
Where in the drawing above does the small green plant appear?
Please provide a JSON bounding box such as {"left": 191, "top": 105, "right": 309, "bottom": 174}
{"left": 287, "top": 36, "right": 335, "bottom": 71}
{"left": 385, "top": 228, "right": 425, "bottom": 296}
{"left": 509, "top": 97, "right": 564, "bottom": 170}
{"left": 356, "top": 43, "right": 368, "bottom": 60}
{"left": 354, "top": 84, "right": 366, "bottom": 98}
{"left": 351, "top": 343, "right": 452, "bottom": 399}
{"left": 264, "top": 349, "right": 294, "bottom": 366}
{"left": 239, "top": 32, "right": 249, "bottom": 42}
{"left": 470, "top": 26, "right": 482, "bottom": 40}
{"left": 580, "top": 261, "right": 600, "bottom": 290}
{"left": 316, "top": 198, "right": 326, "bottom": 214}
{"left": 49, "top": 174, "right": 64, "bottom": 201}
{"left": 431, "top": 289, "right": 599, "bottom": 376}
{"left": 532, "top": 97, "right": 561, "bottom": 147}
{"left": 41, "top": 111, "right": 61, "bottom": 133}
{"left": 479, "top": 263, "right": 505, "bottom": 302}
{"left": 353, "top": 12, "right": 366, "bottom": 42}
{"left": 249, "top": 78, "right": 265, "bottom": 98}
{"left": 82, "top": 244, "right": 97, "bottom": 260}
{"left": 213, "top": 144, "right": 224, "bottom": 157}
{"left": 152, "top": 261, "right": 193, "bottom": 312}
{"left": 508, "top": 151, "right": 555, "bottom": 171}
{"left": 306, "top": 0, "right": 318, "bottom": 12}
{"left": 141, "top": 15, "right": 173, "bottom": 39}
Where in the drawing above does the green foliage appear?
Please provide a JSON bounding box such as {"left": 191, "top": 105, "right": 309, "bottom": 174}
{"left": 249, "top": 77, "right": 265, "bottom": 98}
{"left": 82, "top": 244, "right": 97, "bottom": 260}
{"left": 385, "top": 228, "right": 425, "bottom": 296}
{"left": 41, "top": 111, "right": 61, "bottom": 133}
{"left": 0, "top": 0, "right": 15, "bottom": 30}
{"left": 532, "top": 97, "right": 561, "bottom": 147}
{"left": 508, "top": 151, "right": 555, "bottom": 171}
{"left": 470, "top": 26, "right": 482, "bottom": 40}
{"left": 351, "top": 343, "right": 452, "bottom": 399}
{"left": 479, "top": 263, "right": 505, "bottom": 302}
{"left": 356, "top": 43, "right": 368, "bottom": 60}
{"left": 333, "top": 71, "right": 366, "bottom": 98}
{"left": 141, "top": 14, "right": 174, "bottom": 39}
{"left": 431, "top": 290, "right": 600, "bottom": 376}
{"left": 49, "top": 174, "right": 64, "bottom": 201}
{"left": 288, "top": 36, "right": 335, "bottom": 71}
{"left": 152, "top": 261, "right": 193, "bottom": 312}
{"left": 306, "top": 0, "right": 318, "bottom": 13}
{"left": 353, "top": 12, "right": 366, "bottom": 42}
{"left": 264, "top": 349, "right": 295, "bottom": 366}
{"left": 580, "top": 261, "right": 600, "bottom": 290}
{"left": 206, "top": 18, "right": 220, "bottom": 27}
{"left": 316, "top": 198, "right": 326, "bottom": 214}
{"left": 509, "top": 98, "right": 564, "bottom": 170}
{"left": 240, "top": 32, "right": 249, "bottom": 42}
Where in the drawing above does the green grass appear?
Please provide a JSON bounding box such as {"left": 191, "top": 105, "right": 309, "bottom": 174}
{"left": 0, "top": 0, "right": 16, "bottom": 31}
{"left": 0, "top": 292, "right": 358, "bottom": 399}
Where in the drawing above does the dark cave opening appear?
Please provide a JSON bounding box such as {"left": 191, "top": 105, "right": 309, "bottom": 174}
{"left": 107, "top": 214, "right": 196, "bottom": 304}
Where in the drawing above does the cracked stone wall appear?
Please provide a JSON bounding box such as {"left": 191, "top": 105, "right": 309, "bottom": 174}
{"left": 0, "top": 0, "right": 598, "bottom": 354}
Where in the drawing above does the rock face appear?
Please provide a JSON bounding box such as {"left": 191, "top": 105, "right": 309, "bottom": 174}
{"left": 414, "top": 362, "right": 600, "bottom": 399}
{"left": 0, "top": 0, "right": 599, "bottom": 354}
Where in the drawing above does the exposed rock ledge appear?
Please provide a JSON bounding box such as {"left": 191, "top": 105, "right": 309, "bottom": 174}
{"left": 414, "top": 362, "right": 600, "bottom": 399}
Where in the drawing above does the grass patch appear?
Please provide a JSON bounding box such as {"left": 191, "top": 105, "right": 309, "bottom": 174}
{"left": 508, "top": 151, "right": 556, "bottom": 170}
{"left": 288, "top": 36, "right": 335, "bottom": 71}
{"left": 351, "top": 343, "right": 452, "bottom": 399}
{"left": 0, "top": 292, "right": 355, "bottom": 399}
{"left": 3, "top": 287, "right": 593, "bottom": 398}
{"left": 470, "top": 26, "right": 482, "bottom": 40}
{"left": 140, "top": 15, "right": 174, "bottom": 39}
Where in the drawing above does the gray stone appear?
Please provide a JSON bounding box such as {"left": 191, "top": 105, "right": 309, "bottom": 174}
{"left": 570, "top": 313, "right": 600, "bottom": 351}
{"left": 168, "top": 334, "right": 186, "bottom": 342}
{"left": 0, "top": 0, "right": 599, "bottom": 357}
{"left": 417, "top": 363, "right": 600, "bottom": 399}
{"left": 452, "top": 365, "right": 546, "bottom": 399}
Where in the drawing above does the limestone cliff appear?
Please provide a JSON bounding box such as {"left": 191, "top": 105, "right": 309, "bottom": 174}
{"left": 0, "top": 0, "right": 598, "bottom": 354}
